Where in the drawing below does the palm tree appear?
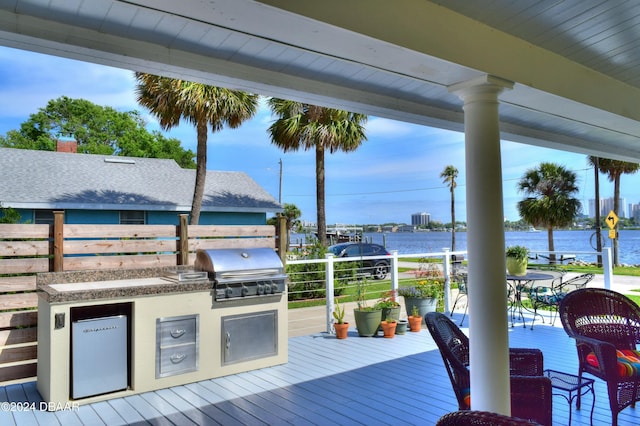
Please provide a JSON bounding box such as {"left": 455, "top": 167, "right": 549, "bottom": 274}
{"left": 517, "top": 163, "right": 581, "bottom": 263}
{"left": 267, "top": 100, "right": 367, "bottom": 246}
{"left": 134, "top": 73, "right": 258, "bottom": 224}
{"left": 588, "top": 156, "right": 639, "bottom": 265}
{"left": 440, "top": 165, "right": 458, "bottom": 251}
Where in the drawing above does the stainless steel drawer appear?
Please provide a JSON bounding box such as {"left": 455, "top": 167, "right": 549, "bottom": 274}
{"left": 157, "top": 344, "right": 197, "bottom": 377}
{"left": 157, "top": 315, "right": 197, "bottom": 347}
{"left": 156, "top": 314, "right": 199, "bottom": 378}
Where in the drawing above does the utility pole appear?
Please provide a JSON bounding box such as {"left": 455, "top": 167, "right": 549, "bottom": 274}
{"left": 278, "top": 158, "right": 283, "bottom": 204}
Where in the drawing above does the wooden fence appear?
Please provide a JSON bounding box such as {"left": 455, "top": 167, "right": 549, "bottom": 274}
{"left": 0, "top": 212, "right": 285, "bottom": 384}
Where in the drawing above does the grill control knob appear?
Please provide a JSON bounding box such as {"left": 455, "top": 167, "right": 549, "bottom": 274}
{"left": 225, "top": 287, "right": 233, "bottom": 298}
{"left": 241, "top": 285, "right": 249, "bottom": 296}
{"left": 257, "top": 284, "right": 265, "bottom": 295}
{"left": 270, "top": 283, "right": 279, "bottom": 293}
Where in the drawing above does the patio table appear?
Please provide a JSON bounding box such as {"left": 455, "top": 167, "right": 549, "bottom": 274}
{"left": 507, "top": 270, "right": 555, "bottom": 328}
{"left": 544, "top": 369, "right": 595, "bottom": 426}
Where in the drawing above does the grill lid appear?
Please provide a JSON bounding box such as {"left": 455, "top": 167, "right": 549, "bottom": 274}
{"left": 194, "top": 248, "right": 284, "bottom": 280}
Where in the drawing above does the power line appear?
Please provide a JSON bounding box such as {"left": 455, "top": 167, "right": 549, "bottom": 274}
{"left": 286, "top": 166, "right": 592, "bottom": 198}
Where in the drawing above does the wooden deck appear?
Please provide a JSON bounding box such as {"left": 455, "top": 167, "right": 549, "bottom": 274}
{"left": 1, "top": 313, "right": 639, "bottom": 425}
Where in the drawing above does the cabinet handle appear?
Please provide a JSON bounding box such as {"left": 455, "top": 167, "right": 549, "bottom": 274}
{"left": 170, "top": 353, "right": 187, "bottom": 363}
{"left": 170, "top": 329, "right": 186, "bottom": 338}
{"left": 225, "top": 332, "right": 231, "bottom": 349}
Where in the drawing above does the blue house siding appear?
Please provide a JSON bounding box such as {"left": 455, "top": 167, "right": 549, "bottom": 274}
{"left": 15, "top": 209, "right": 34, "bottom": 223}
{"left": 66, "top": 210, "right": 120, "bottom": 224}
{"left": 15, "top": 209, "right": 267, "bottom": 225}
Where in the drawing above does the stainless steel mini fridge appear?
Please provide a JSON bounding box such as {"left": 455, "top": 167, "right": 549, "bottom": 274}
{"left": 71, "top": 315, "right": 128, "bottom": 399}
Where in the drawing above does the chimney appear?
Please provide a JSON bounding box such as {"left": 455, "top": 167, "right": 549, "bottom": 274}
{"left": 56, "top": 140, "right": 78, "bottom": 153}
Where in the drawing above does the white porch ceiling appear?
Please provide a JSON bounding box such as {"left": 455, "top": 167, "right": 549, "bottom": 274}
{"left": 0, "top": 0, "right": 639, "bottom": 160}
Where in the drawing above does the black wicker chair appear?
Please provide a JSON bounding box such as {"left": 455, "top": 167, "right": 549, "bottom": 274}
{"left": 436, "top": 410, "right": 542, "bottom": 425}
{"left": 530, "top": 273, "right": 594, "bottom": 328}
{"left": 425, "top": 312, "right": 552, "bottom": 425}
{"left": 559, "top": 288, "right": 640, "bottom": 426}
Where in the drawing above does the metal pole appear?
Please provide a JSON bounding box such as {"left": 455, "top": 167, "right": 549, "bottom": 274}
{"left": 602, "top": 247, "right": 613, "bottom": 290}
{"left": 325, "top": 253, "right": 335, "bottom": 334}
{"left": 442, "top": 248, "right": 451, "bottom": 314}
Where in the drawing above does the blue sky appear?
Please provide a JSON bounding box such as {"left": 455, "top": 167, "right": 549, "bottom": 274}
{"left": 1, "top": 46, "right": 636, "bottom": 224}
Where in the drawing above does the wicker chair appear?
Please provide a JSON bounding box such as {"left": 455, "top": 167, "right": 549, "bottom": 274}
{"left": 436, "top": 410, "right": 543, "bottom": 425}
{"left": 530, "top": 273, "right": 594, "bottom": 328}
{"left": 559, "top": 288, "right": 640, "bottom": 426}
{"left": 425, "top": 312, "right": 552, "bottom": 426}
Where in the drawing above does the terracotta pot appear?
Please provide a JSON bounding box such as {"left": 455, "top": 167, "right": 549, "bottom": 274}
{"left": 408, "top": 315, "right": 422, "bottom": 332}
{"left": 380, "top": 320, "right": 397, "bottom": 338}
{"left": 334, "top": 322, "right": 349, "bottom": 339}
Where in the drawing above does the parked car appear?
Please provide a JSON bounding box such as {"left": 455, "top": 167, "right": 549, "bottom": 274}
{"left": 327, "top": 243, "right": 391, "bottom": 280}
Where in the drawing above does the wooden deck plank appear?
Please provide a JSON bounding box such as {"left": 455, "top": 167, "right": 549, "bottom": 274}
{"left": 138, "top": 391, "right": 198, "bottom": 426}
{"left": 0, "top": 316, "right": 639, "bottom": 425}
{"left": 0, "top": 385, "right": 17, "bottom": 426}
{"left": 178, "top": 383, "right": 247, "bottom": 426}
{"left": 4, "top": 384, "right": 39, "bottom": 426}
{"left": 88, "top": 401, "right": 128, "bottom": 426}
{"left": 121, "top": 394, "right": 174, "bottom": 426}
{"left": 153, "top": 388, "right": 218, "bottom": 426}
{"left": 106, "top": 398, "right": 150, "bottom": 425}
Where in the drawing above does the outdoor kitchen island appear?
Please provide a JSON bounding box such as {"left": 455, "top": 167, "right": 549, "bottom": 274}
{"left": 36, "top": 264, "right": 288, "bottom": 409}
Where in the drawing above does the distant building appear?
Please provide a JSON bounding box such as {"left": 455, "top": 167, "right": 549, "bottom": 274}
{"left": 589, "top": 197, "right": 627, "bottom": 218}
{"left": 411, "top": 212, "right": 430, "bottom": 226}
{"left": 630, "top": 203, "right": 640, "bottom": 222}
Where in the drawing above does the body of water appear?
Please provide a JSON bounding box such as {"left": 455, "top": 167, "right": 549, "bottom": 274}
{"left": 291, "top": 229, "right": 640, "bottom": 265}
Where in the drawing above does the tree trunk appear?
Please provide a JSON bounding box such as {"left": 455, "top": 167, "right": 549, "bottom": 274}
{"left": 316, "top": 143, "right": 327, "bottom": 246}
{"left": 594, "top": 160, "right": 603, "bottom": 267}
{"left": 450, "top": 187, "right": 456, "bottom": 251}
{"left": 190, "top": 122, "right": 208, "bottom": 225}
{"left": 547, "top": 226, "right": 556, "bottom": 264}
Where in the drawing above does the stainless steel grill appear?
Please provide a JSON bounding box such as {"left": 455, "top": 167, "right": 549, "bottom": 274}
{"left": 194, "top": 248, "right": 287, "bottom": 301}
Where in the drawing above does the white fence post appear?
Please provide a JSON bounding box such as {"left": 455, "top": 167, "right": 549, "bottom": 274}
{"left": 602, "top": 247, "right": 613, "bottom": 290}
{"left": 390, "top": 250, "right": 399, "bottom": 293}
{"left": 442, "top": 248, "right": 451, "bottom": 314}
{"left": 325, "top": 253, "right": 335, "bottom": 334}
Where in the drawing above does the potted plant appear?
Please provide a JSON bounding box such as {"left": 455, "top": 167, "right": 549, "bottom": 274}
{"left": 380, "top": 316, "right": 397, "bottom": 338}
{"left": 332, "top": 298, "right": 349, "bottom": 339}
{"left": 506, "top": 245, "right": 529, "bottom": 276}
{"left": 374, "top": 290, "right": 401, "bottom": 332}
{"left": 398, "top": 279, "right": 444, "bottom": 322}
{"left": 353, "top": 279, "right": 382, "bottom": 337}
{"left": 408, "top": 305, "right": 422, "bottom": 332}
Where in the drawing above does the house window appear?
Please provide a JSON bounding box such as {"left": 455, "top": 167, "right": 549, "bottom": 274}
{"left": 34, "top": 210, "right": 55, "bottom": 225}
{"left": 120, "top": 211, "right": 145, "bottom": 225}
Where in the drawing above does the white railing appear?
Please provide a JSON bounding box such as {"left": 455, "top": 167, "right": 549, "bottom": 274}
{"left": 286, "top": 247, "right": 614, "bottom": 334}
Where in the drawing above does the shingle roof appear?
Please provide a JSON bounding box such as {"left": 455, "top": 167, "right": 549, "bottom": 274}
{"left": 0, "top": 148, "right": 282, "bottom": 212}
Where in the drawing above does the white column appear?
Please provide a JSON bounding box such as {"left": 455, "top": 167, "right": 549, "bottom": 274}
{"left": 450, "top": 75, "right": 514, "bottom": 415}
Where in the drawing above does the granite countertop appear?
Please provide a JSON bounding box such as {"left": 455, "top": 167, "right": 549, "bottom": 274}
{"left": 37, "top": 267, "right": 212, "bottom": 303}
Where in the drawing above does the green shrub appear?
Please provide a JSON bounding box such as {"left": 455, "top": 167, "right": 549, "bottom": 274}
{"left": 285, "top": 240, "right": 356, "bottom": 301}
